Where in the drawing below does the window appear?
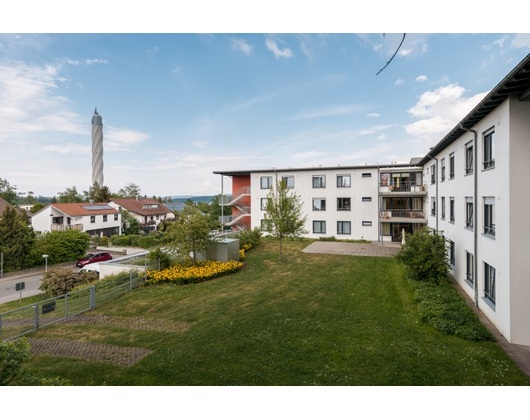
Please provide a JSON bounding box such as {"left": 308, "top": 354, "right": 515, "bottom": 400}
{"left": 103, "top": 215, "right": 108, "bottom": 222}
{"left": 449, "top": 240, "right": 455, "bottom": 267}
{"left": 466, "top": 252, "right": 474, "bottom": 286}
{"left": 261, "top": 176, "right": 272, "bottom": 189}
{"left": 260, "top": 219, "right": 270, "bottom": 232}
{"left": 431, "top": 197, "right": 436, "bottom": 216}
{"left": 430, "top": 164, "right": 436, "bottom": 184}
{"left": 465, "top": 197, "right": 473, "bottom": 229}
{"left": 312, "top": 198, "right": 326, "bottom": 211}
{"left": 362, "top": 221, "right": 372, "bottom": 227}
{"left": 449, "top": 153, "right": 455, "bottom": 179}
{"left": 337, "top": 197, "right": 351, "bottom": 211}
{"left": 337, "top": 221, "right": 351, "bottom": 235}
{"left": 90, "top": 216, "right": 95, "bottom": 223}
{"left": 441, "top": 158, "right": 446, "bottom": 181}
{"left": 484, "top": 197, "right": 495, "bottom": 237}
{"left": 337, "top": 174, "right": 351, "bottom": 188}
{"left": 483, "top": 130, "right": 495, "bottom": 170}
{"left": 484, "top": 262, "right": 496, "bottom": 305}
{"left": 465, "top": 141, "right": 473, "bottom": 175}
{"left": 114, "top": 214, "right": 118, "bottom": 221}
{"left": 312, "top": 175, "right": 326, "bottom": 188}
{"left": 261, "top": 198, "right": 269, "bottom": 211}
{"left": 362, "top": 173, "right": 372, "bottom": 178}
{"left": 313, "top": 221, "right": 326, "bottom": 234}
{"left": 449, "top": 197, "right": 455, "bottom": 223}
{"left": 282, "top": 176, "right": 294, "bottom": 189}
{"left": 362, "top": 197, "right": 372, "bottom": 202}
{"left": 441, "top": 197, "right": 445, "bottom": 220}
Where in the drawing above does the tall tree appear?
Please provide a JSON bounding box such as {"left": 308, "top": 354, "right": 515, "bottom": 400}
{"left": 0, "top": 206, "right": 34, "bottom": 271}
{"left": 0, "top": 178, "right": 19, "bottom": 205}
{"left": 167, "top": 203, "right": 217, "bottom": 265}
{"left": 264, "top": 179, "right": 308, "bottom": 260}
{"left": 117, "top": 182, "right": 142, "bottom": 198}
{"left": 57, "top": 186, "right": 84, "bottom": 203}
{"left": 84, "top": 182, "right": 112, "bottom": 202}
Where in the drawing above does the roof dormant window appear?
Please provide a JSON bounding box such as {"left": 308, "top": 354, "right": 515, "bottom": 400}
{"left": 142, "top": 204, "right": 160, "bottom": 210}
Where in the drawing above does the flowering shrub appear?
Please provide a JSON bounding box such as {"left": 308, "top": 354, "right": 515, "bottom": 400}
{"left": 239, "top": 249, "right": 246, "bottom": 260}
{"left": 146, "top": 260, "right": 244, "bottom": 286}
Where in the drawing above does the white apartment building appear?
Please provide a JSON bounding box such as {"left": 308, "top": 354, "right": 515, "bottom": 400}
{"left": 421, "top": 53, "right": 530, "bottom": 345}
{"left": 214, "top": 53, "right": 530, "bottom": 345}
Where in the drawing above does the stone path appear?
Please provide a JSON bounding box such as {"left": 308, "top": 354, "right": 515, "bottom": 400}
{"left": 302, "top": 241, "right": 401, "bottom": 257}
{"left": 28, "top": 337, "right": 152, "bottom": 367}
{"left": 26, "top": 315, "right": 192, "bottom": 367}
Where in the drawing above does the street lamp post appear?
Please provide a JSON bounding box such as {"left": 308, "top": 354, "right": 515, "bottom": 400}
{"left": 42, "top": 254, "right": 49, "bottom": 272}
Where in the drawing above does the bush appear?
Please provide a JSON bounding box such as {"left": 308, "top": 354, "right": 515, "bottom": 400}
{"left": 99, "top": 236, "right": 109, "bottom": 247}
{"left": 146, "top": 260, "right": 244, "bottom": 286}
{"left": 236, "top": 227, "right": 262, "bottom": 249}
{"left": 409, "top": 280, "right": 493, "bottom": 341}
{"left": 148, "top": 247, "right": 172, "bottom": 270}
{"left": 39, "top": 267, "right": 98, "bottom": 297}
{"left": 396, "top": 227, "right": 449, "bottom": 284}
{"left": 25, "top": 230, "right": 90, "bottom": 268}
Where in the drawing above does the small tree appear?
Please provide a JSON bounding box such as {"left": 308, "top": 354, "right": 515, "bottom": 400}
{"left": 56, "top": 186, "right": 84, "bottom": 203}
{"left": 0, "top": 338, "right": 30, "bottom": 386}
{"left": 117, "top": 182, "right": 142, "bottom": 198}
{"left": 0, "top": 206, "right": 35, "bottom": 271}
{"left": 167, "top": 204, "right": 218, "bottom": 265}
{"left": 264, "top": 179, "right": 308, "bottom": 260}
{"left": 396, "top": 227, "right": 449, "bottom": 284}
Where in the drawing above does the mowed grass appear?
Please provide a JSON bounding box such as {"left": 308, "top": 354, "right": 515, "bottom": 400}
{"left": 25, "top": 240, "right": 529, "bottom": 385}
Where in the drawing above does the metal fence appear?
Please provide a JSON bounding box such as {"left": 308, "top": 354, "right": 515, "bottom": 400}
{"left": 0, "top": 270, "right": 146, "bottom": 341}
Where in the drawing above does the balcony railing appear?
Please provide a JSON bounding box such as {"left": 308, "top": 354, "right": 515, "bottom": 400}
{"left": 379, "top": 182, "right": 426, "bottom": 193}
{"left": 379, "top": 209, "right": 426, "bottom": 220}
{"left": 51, "top": 223, "right": 83, "bottom": 231}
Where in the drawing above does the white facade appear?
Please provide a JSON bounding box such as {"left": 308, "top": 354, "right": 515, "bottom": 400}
{"left": 423, "top": 95, "right": 530, "bottom": 345}
{"left": 251, "top": 168, "right": 381, "bottom": 240}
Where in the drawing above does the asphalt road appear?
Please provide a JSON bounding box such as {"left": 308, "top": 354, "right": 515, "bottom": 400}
{"left": 0, "top": 273, "right": 44, "bottom": 305}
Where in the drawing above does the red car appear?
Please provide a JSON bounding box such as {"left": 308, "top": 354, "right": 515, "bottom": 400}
{"left": 76, "top": 252, "right": 113, "bottom": 268}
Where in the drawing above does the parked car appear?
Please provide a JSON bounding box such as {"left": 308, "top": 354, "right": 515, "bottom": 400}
{"left": 76, "top": 252, "right": 112, "bottom": 268}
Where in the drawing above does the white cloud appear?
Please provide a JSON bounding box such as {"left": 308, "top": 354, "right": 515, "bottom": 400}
{"left": 84, "top": 58, "right": 110, "bottom": 66}
{"left": 357, "top": 124, "right": 396, "bottom": 136}
{"left": 172, "top": 68, "right": 180, "bottom": 74}
{"left": 147, "top": 46, "right": 159, "bottom": 54}
{"left": 511, "top": 34, "right": 530, "bottom": 49}
{"left": 415, "top": 75, "right": 428, "bottom": 82}
{"left": 395, "top": 79, "right": 404, "bottom": 86}
{"left": 367, "top": 113, "right": 380, "bottom": 118}
{"left": 192, "top": 141, "right": 208, "bottom": 149}
{"left": 291, "top": 105, "right": 366, "bottom": 120}
{"left": 43, "top": 143, "right": 90, "bottom": 154}
{"left": 230, "top": 37, "right": 253, "bottom": 55}
{"left": 405, "top": 84, "right": 488, "bottom": 144}
{"left": 105, "top": 126, "right": 150, "bottom": 151}
{"left": 265, "top": 37, "right": 293, "bottom": 59}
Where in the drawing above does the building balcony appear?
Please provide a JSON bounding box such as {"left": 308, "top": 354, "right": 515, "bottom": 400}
{"left": 51, "top": 223, "right": 84, "bottom": 231}
{"left": 379, "top": 183, "right": 427, "bottom": 196}
{"left": 379, "top": 209, "right": 427, "bottom": 224}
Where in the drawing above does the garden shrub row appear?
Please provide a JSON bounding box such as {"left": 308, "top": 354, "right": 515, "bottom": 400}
{"left": 146, "top": 260, "right": 244, "bottom": 286}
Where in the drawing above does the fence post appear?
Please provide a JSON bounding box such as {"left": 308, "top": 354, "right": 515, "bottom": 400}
{"left": 90, "top": 285, "right": 96, "bottom": 309}
{"left": 34, "top": 305, "right": 39, "bottom": 330}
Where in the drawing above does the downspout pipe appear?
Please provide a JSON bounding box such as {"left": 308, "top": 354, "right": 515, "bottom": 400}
{"left": 460, "top": 124, "right": 479, "bottom": 307}
{"left": 426, "top": 150, "right": 439, "bottom": 233}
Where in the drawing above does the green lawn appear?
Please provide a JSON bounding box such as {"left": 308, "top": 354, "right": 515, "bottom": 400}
{"left": 23, "top": 240, "right": 529, "bottom": 385}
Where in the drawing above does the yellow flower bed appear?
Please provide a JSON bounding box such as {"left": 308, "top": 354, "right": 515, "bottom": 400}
{"left": 146, "top": 260, "right": 244, "bottom": 285}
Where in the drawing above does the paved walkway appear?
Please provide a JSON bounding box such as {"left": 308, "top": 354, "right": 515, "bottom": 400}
{"left": 301, "top": 240, "right": 530, "bottom": 380}
{"left": 302, "top": 241, "right": 401, "bottom": 257}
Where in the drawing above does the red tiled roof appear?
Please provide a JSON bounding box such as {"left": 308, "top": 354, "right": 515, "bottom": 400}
{"left": 109, "top": 198, "right": 171, "bottom": 216}
{"left": 50, "top": 202, "right": 120, "bottom": 217}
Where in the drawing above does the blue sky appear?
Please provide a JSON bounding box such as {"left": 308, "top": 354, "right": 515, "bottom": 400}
{"left": 1, "top": 30, "right": 529, "bottom": 199}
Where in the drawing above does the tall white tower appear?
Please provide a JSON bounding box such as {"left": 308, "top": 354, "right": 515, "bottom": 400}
{"left": 91, "top": 108, "right": 104, "bottom": 186}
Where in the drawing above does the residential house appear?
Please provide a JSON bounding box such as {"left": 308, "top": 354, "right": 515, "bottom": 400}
{"left": 107, "top": 197, "right": 174, "bottom": 231}
{"left": 31, "top": 202, "right": 121, "bottom": 237}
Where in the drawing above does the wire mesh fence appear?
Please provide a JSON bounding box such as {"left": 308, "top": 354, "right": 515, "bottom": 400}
{"left": 0, "top": 269, "right": 146, "bottom": 341}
